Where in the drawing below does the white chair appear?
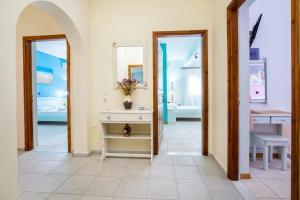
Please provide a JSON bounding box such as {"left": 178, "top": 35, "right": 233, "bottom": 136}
{"left": 251, "top": 132, "right": 289, "bottom": 170}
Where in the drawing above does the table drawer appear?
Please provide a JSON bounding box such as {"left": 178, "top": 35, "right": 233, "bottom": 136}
{"left": 271, "top": 116, "right": 291, "bottom": 124}
{"left": 252, "top": 116, "right": 270, "bottom": 124}
{"left": 100, "top": 113, "right": 152, "bottom": 122}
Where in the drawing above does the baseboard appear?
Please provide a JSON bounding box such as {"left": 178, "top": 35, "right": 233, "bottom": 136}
{"left": 240, "top": 173, "right": 251, "bottom": 179}
{"left": 72, "top": 152, "right": 91, "bottom": 157}
{"left": 17, "top": 147, "right": 25, "bottom": 151}
{"left": 91, "top": 150, "right": 102, "bottom": 154}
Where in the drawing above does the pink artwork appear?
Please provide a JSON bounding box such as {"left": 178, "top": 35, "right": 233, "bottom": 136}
{"left": 250, "top": 61, "right": 266, "bottom": 102}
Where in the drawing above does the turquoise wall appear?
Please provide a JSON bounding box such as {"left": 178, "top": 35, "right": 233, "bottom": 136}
{"left": 36, "top": 51, "right": 67, "bottom": 98}
{"left": 160, "top": 43, "right": 168, "bottom": 124}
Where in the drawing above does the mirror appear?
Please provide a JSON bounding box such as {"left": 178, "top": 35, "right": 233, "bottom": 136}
{"left": 114, "top": 42, "right": 147, "bottom": 88}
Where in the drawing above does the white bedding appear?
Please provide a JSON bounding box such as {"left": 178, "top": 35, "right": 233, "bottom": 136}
{"left": 37, "top": 97, "right": 67, "bottom": 112}
{"left": 167, "top": 104, "right": 201, "bottom": 123}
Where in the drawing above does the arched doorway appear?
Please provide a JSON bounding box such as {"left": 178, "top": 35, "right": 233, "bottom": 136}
{"left": 16, "top": 1, "right": 88, "bottom": 155}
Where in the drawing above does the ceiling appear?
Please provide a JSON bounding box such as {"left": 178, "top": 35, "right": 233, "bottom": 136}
{"left": 35, "top": 39, "right": 67, "bottom": 59}
{"left": 158, "top": 36, "right": 201, "bottom": 61}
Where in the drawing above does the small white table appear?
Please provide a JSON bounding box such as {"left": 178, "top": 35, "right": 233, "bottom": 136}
{"left": 251, "top": 133, "right": 289, "bottom": 170}
{"left": 99, "top": 109, "right": 153, "bottom": 162}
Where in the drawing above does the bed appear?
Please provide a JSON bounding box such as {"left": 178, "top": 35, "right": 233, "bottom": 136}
{"left": 168, "top": 104, "right": 201, "bottom": 123}
{"left": 37, "top": 97, "right": 67, "bottom": 122}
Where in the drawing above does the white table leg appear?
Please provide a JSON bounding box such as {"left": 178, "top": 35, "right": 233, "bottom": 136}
{"left": 269, "top": 146, "right": 273, "bottom": 162}
{"left": 263, "top": 145, "right": 269, "bottom": 170}
{"left": 252, "top": 139, "right": 256, "bottom": 162}
{"left": 281, "top": 146, "right": 288, "bottom": 171}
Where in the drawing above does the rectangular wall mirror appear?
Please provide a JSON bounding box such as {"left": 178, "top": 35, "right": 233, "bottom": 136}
{"left": 113, "top": 42, "right": 147, "bottom": 88}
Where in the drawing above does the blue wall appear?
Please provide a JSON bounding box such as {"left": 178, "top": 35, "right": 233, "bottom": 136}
{"left": 35, "top": 51, "right": 67, "bottom": 98}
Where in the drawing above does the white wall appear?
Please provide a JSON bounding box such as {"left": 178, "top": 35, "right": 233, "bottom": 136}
{"left": 88, "top": 0, "right": 214, "bottom": 153}
{"left": 211, "top": 0, "right": 231, "bottom": 171}
{"left": 249, "top": 0, "right": 291, "bottom": 112}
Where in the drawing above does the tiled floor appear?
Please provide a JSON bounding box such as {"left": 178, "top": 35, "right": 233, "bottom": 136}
{"left": 36, "top": 124, "right": 67, "bottom": 152}
{"left": 18, "top": 151, "right": 245, "bottom": 200}
{"left": 160, "top": 122, "right": 201, "bottom": 154}
{"left": 238, "top": 158, "right": 291, "bottom": 200}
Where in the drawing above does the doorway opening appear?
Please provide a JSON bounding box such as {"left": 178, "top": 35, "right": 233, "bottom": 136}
{"left": 153, "top": 30, "right": 208, "bottom": 156}
{"left": 227, "top": 0, "right": 300, "bottom": 199}
{"left": 23, "top": 35, "right": 71, "bottom": 153}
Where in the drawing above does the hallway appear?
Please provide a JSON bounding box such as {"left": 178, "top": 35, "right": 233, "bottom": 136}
{"left": 35, "top": 124, "right": 68, "bottom": 152}
{"left": 18, "top": 151, "right": 244, "bottom": 200}
{"left": 160, "top": 122, "right": 202, "bottom": 154}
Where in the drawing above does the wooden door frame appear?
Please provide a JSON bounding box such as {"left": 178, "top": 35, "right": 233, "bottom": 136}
{"left": 23, "top": 34, "right": 72, "bottom": 153}
{"left": 153, "top": 30, "right": 209, "bottom": 155}
{"left": 227, "top": 0, "right": 300, "bottom": 198}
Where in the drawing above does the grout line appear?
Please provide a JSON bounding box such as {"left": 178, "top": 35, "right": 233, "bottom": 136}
{"left": 172, "top": 157, "right": 180, "bottom": 200}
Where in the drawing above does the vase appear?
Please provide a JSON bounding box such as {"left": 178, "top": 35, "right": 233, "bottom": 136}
{"left": 123, "top": 124, "right": 132, "bottom": 137}
{"left": 123, "top": 95, "right": 132, "bottom": 110}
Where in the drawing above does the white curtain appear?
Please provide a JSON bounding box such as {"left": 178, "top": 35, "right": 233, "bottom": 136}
{"left": 184, "top": 68, "right": 202, "bottom": 106}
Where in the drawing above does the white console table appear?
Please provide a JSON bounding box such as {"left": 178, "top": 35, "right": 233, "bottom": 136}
{"left": 250, "top": 110, "right": 291, "bottom": 170}
{"left": 251, "top": 110, "right": 291, "bottom": 127}
{"left": 99, "top": 109, "right": 153, "bottom": 161}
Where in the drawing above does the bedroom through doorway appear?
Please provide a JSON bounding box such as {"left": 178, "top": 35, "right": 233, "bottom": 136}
{"left": 23, "top": 35, "right": 71, "bottom": 153}
{"left": 157, "top": 35, "right": 203, "bottom": 155}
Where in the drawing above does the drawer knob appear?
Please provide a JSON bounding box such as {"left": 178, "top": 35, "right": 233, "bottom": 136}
{"left": 139, "top": 116, "right": 143, "bottom": 120}
{"left": 106, "top": 116, "right": 111, "bottom": 120}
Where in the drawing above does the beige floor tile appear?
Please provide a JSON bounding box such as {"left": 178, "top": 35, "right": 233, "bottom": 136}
{"left": 205, "top": 179, "right": 244, "bottom": 200}
{"left": 112, "top": 198, "right": 143, "bottom": 200}
{"left": 52, "top": 162, "right": 83, "bottom": 175}
{"left": 123, "top": 164, "right": 150, "bottom": 178}
{"left": 29, "top": 161, "right": 62, "bottom": 173}
{"left": 75, "top": 163, "right": 104, "bottom": 176}
{"left": 103, "top": 158, "right": 130, "bottom": 165}
{"left": 98, "top": 164, "right": 127, "bottom": 177}
{"left": 150, "top": 165, "right": 175, "bottom": 179}
{"left": 146, "top": 178, "right": 178, "bottom": 199}
{"left": 242, "top": 178, "right": 279, "bottom": 199}
{"left": 128, "top": 158, "right": 151, "bottom": 166}
{"left": 114, "top": 178, "right": 148, "bottom": 198}
{"left": 197, "top": 165, "right": 227, "bottom": 180}
{"left": 260, "top": 178, "right": 290, "bottom": 199}
{"left": 192, "top": 155, "right": 217, "bottom": 166}
{"left": 47, "top": 193, "right": 81, "bottom": 200}
{"left": 26, "top": 173, "right": 70, "bottom": 193}
{"left": 85, "top": 177, "right": 120, "bottom": 196}
{"left": 19, "top": 192, "right": 50, "bottom": 200}
{"left": 160, "top": 122, "right": 202, "bottom": 154}
{"left": 17, "top": 151, "right": 231, "bottom": 200}
{"left": 250, "top": 167, "right": 285, "bottom": 179}
{"left": 18, "top": 172, "right": 45, "bottom": 192}
{"left": 152, "top": 155, "right": 173, "bottom": 165}
{"left": 56, "top": 175, "right": 95, "bottom": 195}
{"left": 18, "top": 159, "right": 40, "bottom": 172}
{"left": 172, "top": 155, "right": 195, "bottom": 166}
{"left": 174, "top": 166, "right": 202, "bottom": 180}
{"left": 80, "top": 196, "right": 112, "bottom": 200}
{"left": 177, "top": 179, "right": 211, "bottom": 200}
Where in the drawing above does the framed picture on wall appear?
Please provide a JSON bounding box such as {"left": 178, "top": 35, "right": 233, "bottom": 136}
{"left": 250, "top": 59, "right": 267, "bottom": 103}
